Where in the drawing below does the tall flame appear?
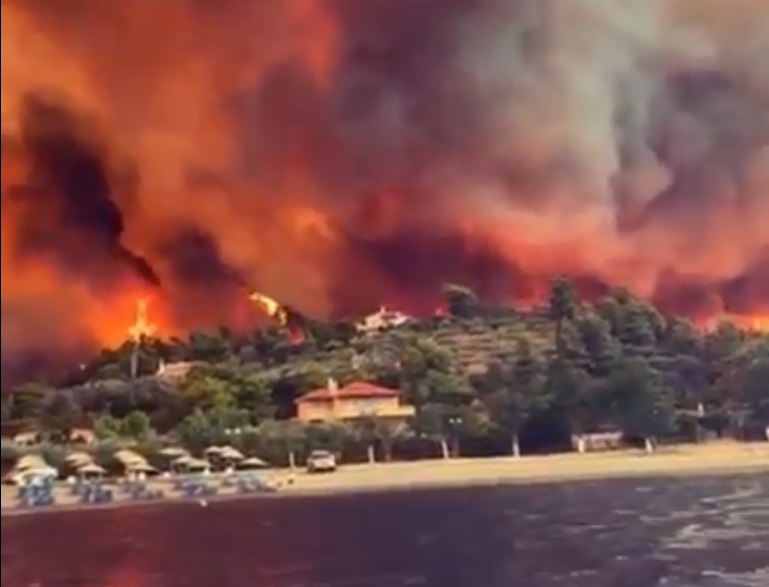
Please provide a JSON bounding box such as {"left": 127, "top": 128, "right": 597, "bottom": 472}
{"left": 127, "top": 297, "right": 156, "bottom": 342}
{"left": 248, "top": 291, "right": 288, "bottom": 327}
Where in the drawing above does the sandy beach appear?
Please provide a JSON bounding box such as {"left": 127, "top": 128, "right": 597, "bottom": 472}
{"left": 3, "top": 441, "right": 767, "bottom": 516}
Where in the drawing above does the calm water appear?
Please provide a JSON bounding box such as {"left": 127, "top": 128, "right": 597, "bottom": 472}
{"left": 2, "top": 473, "right": 767, "bottom": 587}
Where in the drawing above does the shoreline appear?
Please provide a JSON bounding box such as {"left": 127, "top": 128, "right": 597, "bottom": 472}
{"left": 3, "top": 442, "right": 767, "bottom": 518}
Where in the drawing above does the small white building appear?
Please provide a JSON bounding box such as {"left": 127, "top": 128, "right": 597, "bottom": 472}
{"left": 356, "top": 307, "right": 410, "bottom": 333}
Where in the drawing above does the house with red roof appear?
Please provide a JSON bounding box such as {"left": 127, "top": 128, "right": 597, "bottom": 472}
{"left": 296, "top": 379, "right": 416, "bottom": 423}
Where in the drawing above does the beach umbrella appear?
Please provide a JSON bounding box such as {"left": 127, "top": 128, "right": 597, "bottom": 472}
{"left": 237, "top": 457, "right": 269, "bottom": 470}
{"left": 16, "top": 454, "right": 47, "bottom": 471}
{"left": 77, "top": 463, "right": 106, "bottom": 476}
{"left": 114, "top": 449, "right": 147, "bottom": 466}
{"left": 170, "top": 455, "right": 193, "bottom": 472}
{"left": 65, "top": 452, "right": 94, "bottom": 466}
{"left": 182, "top": 458, "right": 210, "bottom": 472}
{"left": 14, "top": 465, "right": 58, "bottom": 484}
{"left": 203, "top": 446, "right": 223, "bottom": 456}
{"left": 127, "top": 463, "right": 158, "bottom": 474}
{"left": 159, "top": 447, "right": 188, "bottom": 459}
{"left": 219, "top": 446, "right": 245, "bottom": 460}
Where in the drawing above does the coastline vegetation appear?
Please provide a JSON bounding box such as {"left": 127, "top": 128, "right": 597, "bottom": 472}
{"left": 2, "top": 280, "right": 767, "bottom": 473}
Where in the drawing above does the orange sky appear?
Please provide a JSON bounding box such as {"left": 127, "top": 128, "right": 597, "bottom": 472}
{"left": 1, "top": 0, "right": 767, "bottom": 354}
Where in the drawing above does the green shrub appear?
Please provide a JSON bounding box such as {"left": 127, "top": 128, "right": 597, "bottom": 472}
{"left": 1, "top": 440, "right": 20, "bottom": 469}
{"left": 38, "top": 443, "right": 67, "bottom": 470}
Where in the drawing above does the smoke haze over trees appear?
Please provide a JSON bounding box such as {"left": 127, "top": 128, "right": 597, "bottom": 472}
{"left": 1, "top": 0, "right": 768, "bottom": 369}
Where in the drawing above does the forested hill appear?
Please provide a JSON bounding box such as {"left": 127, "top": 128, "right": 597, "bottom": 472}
{"left": 2, "top": 281, "right": 767, "bottom": 460}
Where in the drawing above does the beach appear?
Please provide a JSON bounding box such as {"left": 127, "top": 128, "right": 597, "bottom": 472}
{"left": 2, "top": 441, "right": 767, "bottom": 516}
{"left": 279, "top": 441, "right": 769, "bottom": 495}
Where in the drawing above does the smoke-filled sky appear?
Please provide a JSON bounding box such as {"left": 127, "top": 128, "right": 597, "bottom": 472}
{"left": 2, "top": 0, "right": 768, "bottom": 359}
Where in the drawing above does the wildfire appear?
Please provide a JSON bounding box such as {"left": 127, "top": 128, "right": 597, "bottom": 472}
{"left": 248, "top": 291, "right": 306, "bottom": 344}
{"left": 248, "top": 291, "right": 288, "bottom": 327}
{"left": 706, "top": 313, "right": 769, "bottom": 333}
{"left": 750, "top": 315, "right": 769, "bottom": 332}
{"left": 127, "top": 297, "right": 157, "bottom": 342}
{"left": 1, "top": 0, "right": 768, "bottom": 364}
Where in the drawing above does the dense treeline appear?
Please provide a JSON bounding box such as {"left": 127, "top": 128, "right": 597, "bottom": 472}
{"left": 2, "top": 280, "right": 767, "bottom": 466}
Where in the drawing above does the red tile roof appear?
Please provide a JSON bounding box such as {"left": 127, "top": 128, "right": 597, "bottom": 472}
{"left": 298, "top": 381, "right": 401, "bottom": 402}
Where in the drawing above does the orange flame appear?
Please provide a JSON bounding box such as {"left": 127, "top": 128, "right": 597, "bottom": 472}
{"left": 248, "top": 291, "right": 308, "bottom": 344}
{"left": 127, "top": 297, "right": 156, "bottom": 342}
{"left": 248, "top": 291, "right": 288, "bottom": 327}
{"left": 750, "top": 315, "right": 769, "bottom": 332}
{"left": 707, "top": 313, "right": 769, "bottom": 333}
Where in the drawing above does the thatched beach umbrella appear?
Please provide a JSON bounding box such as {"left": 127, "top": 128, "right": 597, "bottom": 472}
{"left": 159, "top": 447, "right": 188, "bottom": 459}
{"left": 203, "top": 446, "right": 223, "bottom": 456}
{"left": 65, "top": 452, "right": 94, "bottom": 467}
{"left": 127, "top": 462, "right": 158, "bottom": 475}
{"left": 12, "top": 465, "right": 58, "bottom": 485}
{"left": 237, "top": 457, "right": 269, "bottom": 470}
{"left": 219, "top": 446, "right": 244, "bottom": 461}
{"left": 16, "top": 454, "right": 47, "bottom": 471}
{"left": 77, "top": 463, "right": 106, "bottom": 478}
{"left": 114, "top": 449, "right": 147, "bottom": 466}
{"left": 170, "top": 455, "right": 192, "bottom": 472}
{"left": 180, "top": 457, "right": 210, "bottom": 473}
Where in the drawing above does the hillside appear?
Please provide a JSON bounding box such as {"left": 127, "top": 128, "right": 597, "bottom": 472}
{"left": 1, "top": 282, "right": 767, "bottom": 464}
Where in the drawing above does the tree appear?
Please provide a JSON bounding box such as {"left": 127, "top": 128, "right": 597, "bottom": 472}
{"left": 353, "top": 417, "right": 410, "bottom": 463}
{"left": 442, "top": 284, "right": 480, "bottom": 318}
{"left": 306, "top": 421, "right": 351, "bottom": 457}
{"left": 576, "top": 313, "right": 620, "bottom": 378}
{"left": 415, "top": 402, "right": 458, "bottom": 459}
{"left": 122, "top": 410, "right": 152, "bottom": 440}
{"left": 94, "top": 413, "right": 121, "bottom": 439}
{"left": 180, "top": 370, "right": 236, "bottom": 412}
{"left": 740, "top": 357, "right": 769, "bottom": 428}
{"left": 606, "top": 358, "right": 676, "bottom": 453}
{"left": 172, "top": 409, "right": 223, "bottom": 451}
{"left": 7, "top": 383, "right": 49, "bottom": 421}
{"left": 38, "top": 392, "right": 83, "bottom": 440}
{"left": 548, "top": 278, "right": 577, "bottom": 356}
{"left": 187, "top": 330, "right": 231, "bottom": 363}
{"left": 231, "top": 373, "right": 275, "bottom": 422}
{"left": 615, "top": 302, "right": 657, "bottom": 357}
{"left": 256, "top": 419, "right": 307, "bottom": 469}
{"left": 1, "top": 396, "right": 10, "bottom": 423}
{"left": 483, "top": 339, "right": 545, "bottom": 457}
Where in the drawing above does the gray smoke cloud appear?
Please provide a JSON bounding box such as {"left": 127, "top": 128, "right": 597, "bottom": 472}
{"left": 1, "top": 0, "right": 767, "bottom": 362}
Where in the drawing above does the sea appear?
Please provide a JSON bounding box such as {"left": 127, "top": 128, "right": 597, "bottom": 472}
{"left": 2, "top": 472, "right": 767, "bottom": 587}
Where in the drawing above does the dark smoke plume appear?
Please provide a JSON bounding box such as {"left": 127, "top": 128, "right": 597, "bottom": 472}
{"left": 8, "top": 95, "right": 159, "bottom": 288}
{"left": 1, "top": 0, "right": 767, "bottom": 364}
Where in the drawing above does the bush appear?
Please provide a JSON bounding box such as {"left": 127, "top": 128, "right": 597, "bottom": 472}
{"left": 39, "top": 443, "right": 68, "bottom": 470}
{"left": 1, "top": 440, "right": 20, "bottom": 469}
{"left": 133, "top": 437, "right": 163, "bottom": 467}
{"left": 90, "top": 440, "right": 121, "bottom": 468}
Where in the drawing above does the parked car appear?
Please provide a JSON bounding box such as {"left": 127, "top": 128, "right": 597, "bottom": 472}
{"left": 306, "top": 450, "right": 337, "bottom": 473}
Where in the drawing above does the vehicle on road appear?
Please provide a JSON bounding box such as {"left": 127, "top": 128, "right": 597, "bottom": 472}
{"left": 306, "top": 450, "right": 337, "bottom": 473}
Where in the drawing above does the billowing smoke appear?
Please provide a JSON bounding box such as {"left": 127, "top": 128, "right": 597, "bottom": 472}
{"left": 2, "top": 0, "right": 768, "bottom": 360}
